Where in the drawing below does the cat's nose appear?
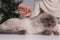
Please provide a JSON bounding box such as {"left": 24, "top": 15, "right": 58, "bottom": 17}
{"left": 48, "top": 23, "right": 51, "bottom": 26}
{"left": 47, "top": 23, "right": 52, "bottom": 28}
{"left": 47, "top": 22, "right": 55, "bottom": 28}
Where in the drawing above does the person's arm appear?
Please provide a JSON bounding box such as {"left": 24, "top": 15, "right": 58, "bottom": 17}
{"left": 31, "top": 0, "right": 40, "bottom": 18}
{"left": 40, "top": 0, "right": 58, "bottom": 15}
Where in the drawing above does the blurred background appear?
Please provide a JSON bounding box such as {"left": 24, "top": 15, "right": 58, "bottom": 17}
{"left": 23, "top": 0, "right": 34, "bottom": 9}
{"left": 0, "top": 0, "right": 23, "bottom": 24}
{"left": 0, "top": 0, "right": 60, "bottom": 24}
{"left": 0, "top": 0, "right": 35, "bottom": 24}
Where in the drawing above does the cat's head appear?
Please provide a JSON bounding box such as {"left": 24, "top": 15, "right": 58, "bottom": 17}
{"left": 34, "top": 13, "right": 58, "bottom": 28}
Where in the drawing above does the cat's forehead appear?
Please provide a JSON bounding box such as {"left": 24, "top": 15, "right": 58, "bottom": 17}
{"left": 39, "top": 14, "right": 55, "bottom": 20}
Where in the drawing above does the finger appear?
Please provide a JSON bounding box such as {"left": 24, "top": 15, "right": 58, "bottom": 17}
{"left": 19, "top": 4, "right": 30, "bottom": 9}
{"left": 19, "top": 11, "right": 26, "bottom": 14}
{"left": 19, "top": 8, "right": 31, "bottom": 14}
{"left": 18, "top": 7, "right": 25, "bottom": 11}
{"left": 18, "top": 4, "right": 31, "bottom": 11}
{"left": 24, "top": 8, "right": 31, "bottom": 13}
{"left": 19, "top": 7, "right": 32, "bottom": 13}
{"left": 20, "top": 12, "right": 31, "bottom": 16}
{"left": 18, "top": 9, "right": 26, "bottom": 12}
{"left": 19, "top": 11, "right": 29, "bottom": 16}
{"left": 18, "top": 7, "right": 29, "bottom": 12}
{"left": 24, "top": 13, "right": 31, "bottom": 17}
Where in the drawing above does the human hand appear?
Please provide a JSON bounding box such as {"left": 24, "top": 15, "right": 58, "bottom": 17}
{"left": 18, "top": 4, "right": 32, "bottom": 18}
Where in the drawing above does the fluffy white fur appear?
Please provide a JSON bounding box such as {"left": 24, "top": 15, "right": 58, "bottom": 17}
{"left": 0, "top": 13, "right": 59, "bottom": 35}
{"left": 0, "top": 17, "right": 44, "bottom": 35}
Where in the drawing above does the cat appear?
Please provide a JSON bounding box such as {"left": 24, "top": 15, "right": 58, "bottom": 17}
{"left": 0, "top": 13, "right": 59, "bottom": 35}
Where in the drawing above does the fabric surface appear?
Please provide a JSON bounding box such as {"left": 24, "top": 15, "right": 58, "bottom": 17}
{"left": 31, "top": 0, "right": 60, "bottom": 18}
{"left": 0, "top": 34, "right": 59, "bottom": 40}
{"left": 40, "top": 0, "right": 60, "bottom": 17}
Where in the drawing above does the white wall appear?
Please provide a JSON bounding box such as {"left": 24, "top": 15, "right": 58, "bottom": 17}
{"left": 23, "top": 0, "right": 34, "bottom": 10}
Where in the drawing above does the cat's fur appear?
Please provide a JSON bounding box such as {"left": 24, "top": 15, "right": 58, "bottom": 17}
{"left": 0, "top": 13, "right": 58, "bottom": 35}
{"left": 0, "top": 0, "right": 59, "bottom": 35}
